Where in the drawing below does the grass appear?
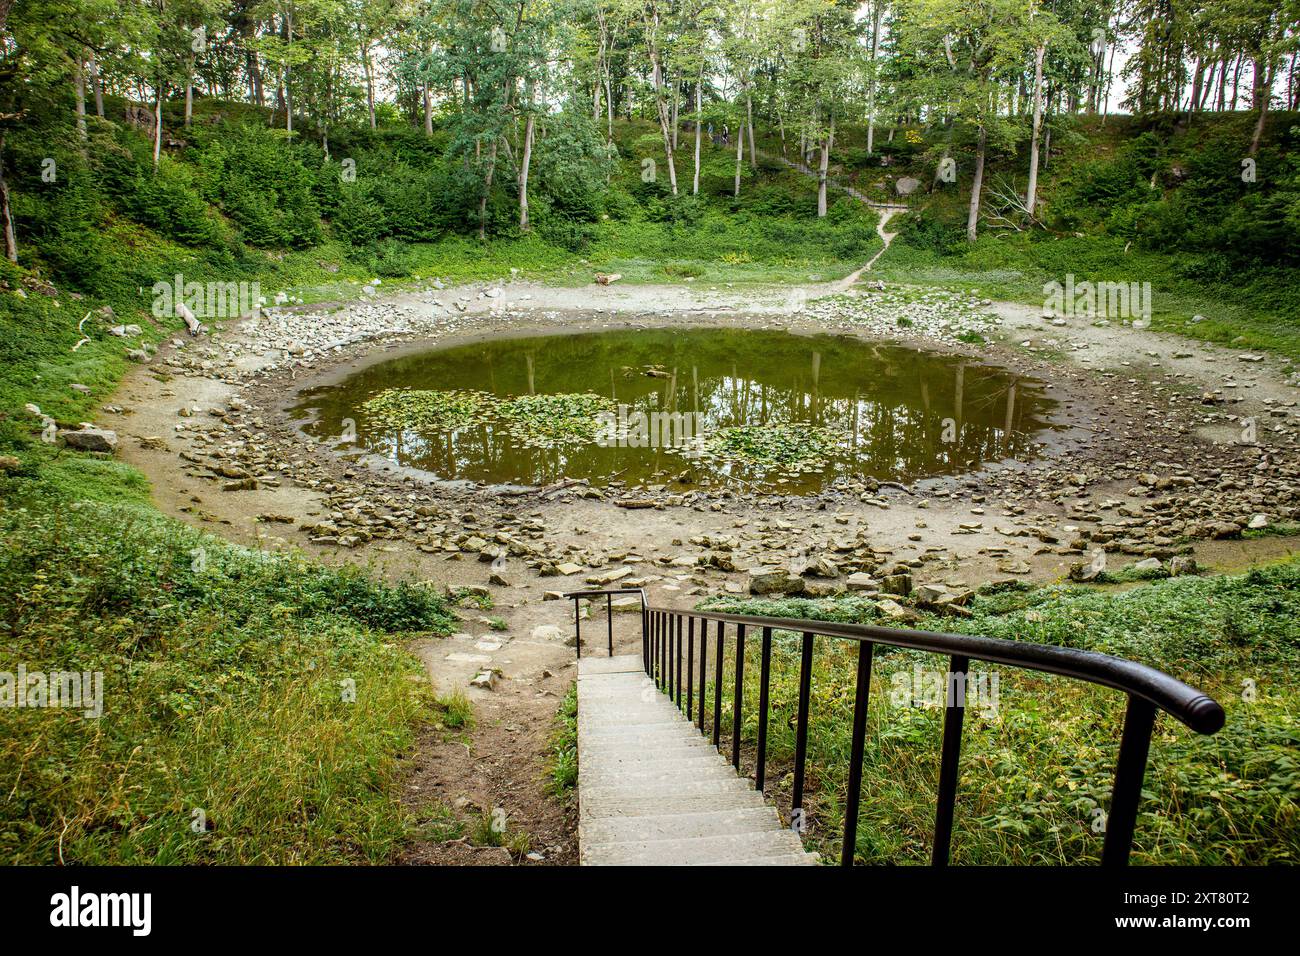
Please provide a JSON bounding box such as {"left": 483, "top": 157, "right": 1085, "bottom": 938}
{"left": 0, "top": 502, "right": 458, "bottom": 864}
{"left": 0, "top": 260, "right": 462, "bottom": 865}
{"left": 873, "top": 235, "right": 1300, "bottom": 361}
{"left": 433, "top": 688, "right": 474, "bottom": 730}
{"left": 694, "top": 561, "right": 1300, "bottom": 865}
{"left": 546, "top": 683, "right": 579, "bottom": 798}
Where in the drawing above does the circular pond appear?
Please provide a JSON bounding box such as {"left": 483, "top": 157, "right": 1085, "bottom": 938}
{"left": 291, "top": 327, "right": 1055, "bottom": 493}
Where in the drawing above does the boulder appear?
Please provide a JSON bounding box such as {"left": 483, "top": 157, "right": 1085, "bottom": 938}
{"left": 59, "top": 427, "right": 118, "bottom": 453}
{"left": 914, "top": 583, "right": 951, "bottom": 605}
{"left": 748, "top": 567, "right": 805, "bottom": 595}
{"left": 881, "top": 572, "right": 913, "bottom": 596}
{"left": 532, "top": 625, "right": 565, "bottom": 643}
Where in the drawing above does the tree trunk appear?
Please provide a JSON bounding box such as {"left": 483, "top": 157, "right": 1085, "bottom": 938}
{"left": 670, "top": 74, "right": 679, "bottom": 150}
{"left": 153, "top": 82, "right": 164, "bottom": 170}
{"left": 966, "top": 124, "right": 987, "bottom": 242}
{"left": 89, "top": 55, "right": 104, "bottom": 117}
{"left": 650, "top": 61, "right": 678, "bottom": 193}
{"left": 519, "top": 112, "right": 535, "bottom": 229}
{"left": 1025, "top": 44, "right": 1045, "bottom": 218}
{"left": 866, "top": 6, "right": 880, "bottom": 153}
{"left": 362, "top": 44, "right": 376, "bottom": 128}
{"left": 647, "top": 5, "right": 678, "bottom": 194}
{"left": 733, "top": 113, "right": 744, "bottom": 197}
{"left": 74, "top": 56, "right": 87, "bottom": 138}
{"left": 816, "top": 114, "right": 834, "bottom": 217}
{"left": 424, "top": 85, "right": 433, "bottom": 135}
{"left": 184, "top": 57, "right": 194, "bottom": 127}
{"left": 746, "top": 93, "right": 756, "bottom": 170}
{"left": 692, "top": 73, "right": 702, "bottom": 195}
{"left": 1248, "top": 58, "right": 1273, "bottom": 155}
{"left": 479, "top": 138, "right": 498, "bottom": 240}
{"left": 0, "top": 135, "right": 17, "bottom": 263}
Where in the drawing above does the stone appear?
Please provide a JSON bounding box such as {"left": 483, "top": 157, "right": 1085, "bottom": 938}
{"left": 806, "top": 555, "right": 840, "bottom": 578}
{"left": 748, "top": 567, "right": 805, "bottom": 595}
{"left": 1169, "top": 556, "right": 1198, "bottom": 577}
{"left": 58, "top": 427, "right": 118, "bottom": 453}
{"left": 0, "top": 455, "right": 21, "bottom": 473}
{"left": 845, "top": 572, "right": 879, "bottom": 591}
{"left": 1247, "top": 513, "right": 1270, "bottom": 530}
{"left": 532, "top": 625, "right": 565, "bottom": 643}
{"left": 895, "top": 176, "right": 921, "bottom": 196}
{"left": 876, "top": 598, "right": 915, "bottom": 621}
{"left": 469, "top": 670, "right": 496, "bottom": 690}
{"left": 881, "top": 572, "right": 913, "bottom": 596}
{"left": 1133, "top": 557, "right": 1163, "bottom": 571}
{"left": 914, "top": 583, "right": 951, "bottom": 605}
{"left": 556, "top": 562, "right": 583, "bottom": 575}
{"left": 488, "top": 572, "right": 511, "bottom": 587}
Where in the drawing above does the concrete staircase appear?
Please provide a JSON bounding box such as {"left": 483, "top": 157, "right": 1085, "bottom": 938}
{"left": 577, "top": 654, "right": 818, "bottom": 866}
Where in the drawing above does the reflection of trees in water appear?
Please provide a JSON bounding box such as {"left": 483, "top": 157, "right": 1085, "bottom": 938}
{"left": 306, "top": 329, "right": 1051, "bottom": 487}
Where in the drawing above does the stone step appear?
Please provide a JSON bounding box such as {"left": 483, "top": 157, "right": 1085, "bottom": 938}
{"left": 581, "top": 789, "right": 771, "bottom": 819}
{"left": 694, "top": 853, "right": 821, "bottom": 866}
{"left": 582, "top": 830, "right": 809, "bottom": 866}
{"left": 580, "top": 807, "right": 783, "bottom": 846}
{"left": 578, "top": 776, "right": 755, "bottom": 805}
{"left": 578, "top": 738, "right": 717, "bottom": 761}
{"left": 579, "top": 761, "right": 743, "bottom": 789}
{"left": 576, "top": 660, "right": 816, "bottom": 865}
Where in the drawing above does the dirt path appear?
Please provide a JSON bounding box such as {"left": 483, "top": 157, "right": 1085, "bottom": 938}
{"left": 102, "top": 270, "right": 1300, "bottom": 865}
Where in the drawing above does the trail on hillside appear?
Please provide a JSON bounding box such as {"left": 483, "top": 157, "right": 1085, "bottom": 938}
{"left": 755, "top": 148, "right": 909, "bottom": 294}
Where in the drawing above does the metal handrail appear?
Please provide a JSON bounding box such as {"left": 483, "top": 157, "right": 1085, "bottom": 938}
{"left": 568, "top": 591, "right": 1225, "bottom": 867}
{"left": 564, "top": 588, "right": 648, "bottom": 659}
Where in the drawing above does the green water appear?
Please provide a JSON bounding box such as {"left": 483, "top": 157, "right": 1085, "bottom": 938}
{"left": 290, "top": 327, "right": 1055, "bottom": 492}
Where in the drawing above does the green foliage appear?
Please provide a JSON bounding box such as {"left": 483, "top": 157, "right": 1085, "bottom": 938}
{"left": 547, "top": 683, "right": 579, "bottom": 797}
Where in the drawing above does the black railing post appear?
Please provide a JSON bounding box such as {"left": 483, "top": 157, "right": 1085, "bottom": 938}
{"left": 756, "top": 627, "right": 772, "bottom": 793}
{"left": 652, "top": 612, "right": 660, "bottom": 687}
{"left": 1102, "top": 695, "right": 1158, "bottom": 867}
{"left": 732, "top": 624, "right": 746, "bottom": 770}
{"left": 686, "top": 617, "right": 695, "bottom": 720}
{"left": 561, "top": 592, "right": 1222, "bottom": 867}
{"left": 932, "top": 654, "right": 969, "bottom": 866}
{"left": 659, "top": 612, "right": 666, "bottom": 685}
{"left": 841, "top": 641, "right": 875, "bottom": 867}
{"left": 791, "top": 632, "right": 815, "bottom": 830}
{"left": 712, "top": 621, "right": 724, "bottom": 748}
{"left": 698, "top": 620, "right": 708, "bottom": 732}
{"left": 574, "top": 598, "right": 582, "bottom": 660}
{"left": 675, "top": 615, "right": 683, "bottom": 707}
